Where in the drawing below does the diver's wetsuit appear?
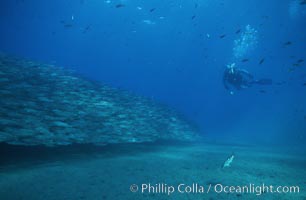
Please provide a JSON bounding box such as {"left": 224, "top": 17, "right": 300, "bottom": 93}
{"left": 223, "top": 67, "right": 254, "bottom": 91}
{"left": 223, "top": 67, "right": 273, "bottom": 92}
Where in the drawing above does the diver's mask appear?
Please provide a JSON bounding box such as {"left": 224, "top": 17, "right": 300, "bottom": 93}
{"left": 227, "top": 63, "right": 236, "bottom": 74}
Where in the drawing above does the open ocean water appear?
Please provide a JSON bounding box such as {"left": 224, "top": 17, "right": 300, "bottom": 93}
{"left": 0, "top": 0, "right": 306, "bottom": 199}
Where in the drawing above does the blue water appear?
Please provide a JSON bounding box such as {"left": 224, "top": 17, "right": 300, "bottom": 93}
{"left": 1, "top": 1, "right": 306, "bottom": 200}
{"left": 0, "top": 1, "right": 306, "bottom": 143}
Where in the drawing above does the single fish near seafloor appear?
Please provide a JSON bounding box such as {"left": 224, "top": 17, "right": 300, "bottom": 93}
{"left": 222, "top": 153, "right": 235, "bottom": 168}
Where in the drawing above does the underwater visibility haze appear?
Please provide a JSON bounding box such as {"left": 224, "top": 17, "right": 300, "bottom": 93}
{"left": 0, "top": 0, "right": 306, "bottom": 200}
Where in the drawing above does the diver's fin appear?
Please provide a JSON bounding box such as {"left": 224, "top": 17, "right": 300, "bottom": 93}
{"left": 253, "top": 79, "right": 273, "bottom": 85}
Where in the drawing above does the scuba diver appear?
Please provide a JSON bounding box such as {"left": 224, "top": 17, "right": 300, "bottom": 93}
{"left": 223, "top": 63, "right": 272, "bottom": 94}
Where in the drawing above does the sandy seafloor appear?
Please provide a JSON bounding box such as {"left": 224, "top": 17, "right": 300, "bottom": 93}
{"left": 0, "top": 141, "right": 305, "bottom": 200}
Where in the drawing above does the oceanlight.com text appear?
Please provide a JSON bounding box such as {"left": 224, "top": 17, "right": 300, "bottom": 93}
{"left": 130, "top": 183, "right": 300, "bottom": 196}
{"left": 214, "top": 183, "right": 300, "bottom": 195}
